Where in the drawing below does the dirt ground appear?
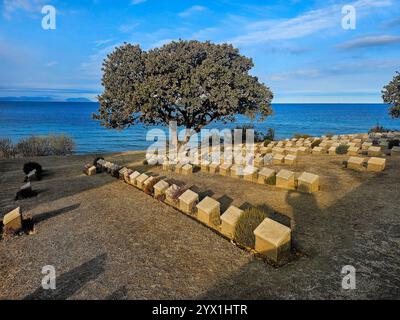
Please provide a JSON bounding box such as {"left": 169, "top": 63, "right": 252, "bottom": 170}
{"left": 0, "top": 151, "right": 399, "bottom": 299}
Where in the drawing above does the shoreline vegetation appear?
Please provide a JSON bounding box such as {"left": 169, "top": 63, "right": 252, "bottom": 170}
{"left": 0, "top": 134, "right": 74, "bottom": 159}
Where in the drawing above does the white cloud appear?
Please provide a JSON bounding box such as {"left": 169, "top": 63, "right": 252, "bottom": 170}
{"left": 45, "top": 61, "right": 58, "bottom": 67}
{"left": 2, "top": 0, "right": 48, "bottom": 19}
{"left": 337, "top": 35, "right": 400, "bottom": 49}
{"left": 94, "top": 39, "right": 115, "bottom": 46}
{"left": 119, "top": 22, "right": 140, "bottom": 33}
{"left": 179, "top": 5, "right": 207, "bottom": 18}
{"left": 229, "top": 0, "right": 392, "bottom": 46}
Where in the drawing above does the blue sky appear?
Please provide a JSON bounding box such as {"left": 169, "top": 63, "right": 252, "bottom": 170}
{"left": 0, "top": 0, "right": 399, "bottom": 103}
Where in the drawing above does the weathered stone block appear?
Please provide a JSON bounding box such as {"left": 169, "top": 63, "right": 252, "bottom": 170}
{"left": 347, "top": 156, "right": 365, "bottom": 171}
{"left": 129, "top": 171, "right": 141, "bottom": 186}
{"left": 368, "top": 146, "right": 382, "bottom": 157}
{"left": 257, "top": 167, "right": 276, "bottom": 185}
{"left": 230, "top": 164, "right": 244, "bottom": 178}
{"left": 347, "top": 146, "right": 360, "bottom": 156}
{"left": 219, "top": 163, "right": 232, "bottom": 176}
{"left": 391, "top": 146, "right": 400, "bottom": 156}
{"left": 175, "top": 162, "right": 184, "bottom": 174}
{"left": 272, "top": 153, "right": 285, "bottom": 165}
{"left": 328, "top": 146, "right": 336, "bottom": 155}
{"left": 165, "top": 184, "right": 179, "bottom": 206}
{"left": 153, "top": 180, "right": 169, "bottom": 198}
{"left": 182, "top": 164, "right": 193, "bottom": 175}
{"left": 284, "top": 154, "right": 297, "bottom": 165}
{"left": 243, "top": 166, "right": 258, "bottom": 182}
{"left": 87, "top": 166, "right": 96, "bottom": 176}
{"left": 196, "top": 196, "right": 221, "bottom": 226}
{"left": 136, "top": 173, "right": 149, "bottom": 190}
{"left": 312, "top": 147, "right": 324, "bottom": 155}
{"left": 179, "top": 189, "right": 199, "bottom": 214}
{"left": 209, "top": 162, "right": 220, "bottom": 174}
{"left": 220, "top": 206, "right": 244, "bottom": 239}
{"left": 276, "top": 169, "right": 295, "bottom": 190}
{"left": 3, "top": 207, "right": 22, "bottom": 232}
{"left": 367, "top": 157, "right": 386, "bottom": 172}
{"left": 297, "top": 172, "right": 320, "bottom": 193}
{"left": 201, "top": 160, "right": 210, "bottom": 172}
{"left": 253, "top": 218, "right": 291, "bottom": 263}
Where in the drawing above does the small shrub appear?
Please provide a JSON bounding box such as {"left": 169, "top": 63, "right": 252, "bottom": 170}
{"left": 23, "top": 162, "right": 43, "bottom": 176}
{"left": 93, "top": 156, "right": 104, "bottom": 166}
{"left": 266, "top": 175, "right": 276, "bottom": 185}
{"left": 335, "top": 144, "right": 349, "bottom": 155}
{"left": 293, "top": 133, "right": 311, "bottom": 139}
{"left": 16, "top": 134, "right": 74, "bottom": 157}
{"left": 388, "top": 139, "right": 400, "bottom": 149}
{"left": 142, "top": 159, "right": 149, "bottom": 165}
{"left": 0, "top": 138, "right": 17, "bottom": 159}
{"left": 234, "top": 208, "right": 268, "bottom": 248}
{"left": 325, "top": 133, "right": 333, "bottom": 138}
{"left": 311, "top": 139, "right": 321, "bottom": 148}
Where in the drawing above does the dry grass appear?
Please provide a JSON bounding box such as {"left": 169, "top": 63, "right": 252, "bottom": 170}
{"left": 0, "top": 151, "right": 399, "bottom": 299}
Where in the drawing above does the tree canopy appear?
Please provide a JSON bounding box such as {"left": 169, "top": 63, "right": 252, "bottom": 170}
{"left": 94, "top": 40, "right": 273, "bottom": 137}
{"left": 382, "top": 71, "right": 400, "bottom": 118}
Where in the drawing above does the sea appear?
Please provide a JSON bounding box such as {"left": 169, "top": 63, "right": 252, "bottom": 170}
{"left": 0, "top": 101, "right": 399, "bottom": 154}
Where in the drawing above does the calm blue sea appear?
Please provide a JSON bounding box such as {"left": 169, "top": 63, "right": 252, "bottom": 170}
{"left": 0, "top": 101, "right": 399, "bottom": 154}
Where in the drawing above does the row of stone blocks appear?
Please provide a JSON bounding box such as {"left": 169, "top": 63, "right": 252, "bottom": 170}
{"left": 96, "top": 160, "right": 292, "bottom": 263}
{"left": 347, "top": 156, "right": 386, "bottom": 172}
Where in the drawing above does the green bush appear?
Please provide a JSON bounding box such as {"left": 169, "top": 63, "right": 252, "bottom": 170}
{"left": 311, "top": 139, "right": 321, "bottom": 148}
{"left": 368, "top": 124, "right": 391, "bottom": 133}
{"left": 266, "top": 175, "right": 276, "bottom": 185}
{"left": 234, "top": 208, "right": 268, "bottom": 248}
{"left": 335, "top": 144, "right": 349, "bottom": 155}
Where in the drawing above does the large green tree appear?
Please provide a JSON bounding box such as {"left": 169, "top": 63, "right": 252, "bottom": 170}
{"left": 94, "top": 40, "right": 273, "bottom": 142}
{"left": 382, "top": 71, "right": 400, "bottom": 118}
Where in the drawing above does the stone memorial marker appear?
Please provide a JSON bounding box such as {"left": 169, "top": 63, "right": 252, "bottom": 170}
{"left": 196, "top": 196, "right": 221, "bottom": 226}
{"left": 179, "top": 189, "right": 199, "bottom": 214}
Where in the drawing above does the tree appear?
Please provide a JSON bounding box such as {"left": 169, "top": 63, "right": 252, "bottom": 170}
{"left": 382, "top": 71, "right": 400, "bottom": 118}
{"left": 94, "top": 40, "right": 273, "bottom": 143}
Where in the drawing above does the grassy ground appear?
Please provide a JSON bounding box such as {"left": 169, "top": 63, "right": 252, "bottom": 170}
{"left": 0, "top": 151, "right": 399, "bottom": 299}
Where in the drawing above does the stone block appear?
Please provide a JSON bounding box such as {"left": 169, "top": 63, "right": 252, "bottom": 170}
{"left": 143, "top": 176, "right": 156, "bottom": 192}
{"left": 87, "top": 166, "right": 96, "bottom": 176}
{"left": 272, "top": 153, "right": 285, "bottom": 165}
{"left": 196, "top": 196, "right": 221, "bottom": 226}
{"left": 391, "top": 146, "right": 400, "bottom": 156}
{"left": 253, "top": 218, "right": 291, "bottom": 263}
{"left": 153, "top": 180, "right": 169, "bottom": 198}
{"left": 219, "top": 163, "right": 232, "bottom": 176}
{"left": 276, "top": 169, "right": 295, "bottom": 190}
{"left": 179, "top": 189, "right": 199, "bottom": 214}
{"left": 347, "top": 157, "right": 365, "bottom": 171}
{"left": 367, "top": 157, "right": 386, "bottom": 172}
{"left": 243, "top": 166, "right": 258, "bottom": 182}
{"left": 368, "top": 146, "right": 382, "bottom": 157}
{"left": 201, "top": 161, "right": 210, "bottom": 172}
{"left": 284, "top": 154, "right": 297, "bottom": 165}
{"left": 230, "top": 164, "right": 244, "bottom": 178}
{"left": 297, "top": 172, "right": 320, "bottom": 193}
{"left": 209, "top": 162, "right": 220, "bottom": 174}
{"left": 328, "top": 146, "right": 336, "bottom": 155}
{"left": 362, "top": 142, "right": 372, "bottom": 151}
{"left": 165, "top": 184, "right": 179, "bottom": 206}
{"left": 312, "top": 147, "right": 324, "bottom": 155}
{"left": 257, "top": 168, "right": 276, "bottom": 185}
{"left": 220, "top": 206, "right": 244, "bottom": 239}
{"left": 2, "top": 207, "right": 22, "bottom": 232}
{"left": 129, "top": 171, "right": 141, "bottom": 186}
{"left": 347, "top": 146, "right": 360, "bottom": 156}
{"left": 175, "top": 162, "right": 184, "bottom": 174}
{"left": 136, "top": 173, "right": 149, "bottom": 190}
{"left": 182, "top": 164, "right": 193, "bottom": 175}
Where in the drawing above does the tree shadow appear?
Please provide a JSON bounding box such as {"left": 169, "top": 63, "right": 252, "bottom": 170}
{"left": 32, "top": 203, "right": 81, "bottom": 224}
{"left": 216, "top": 195, "right": 233, "bottom": 213}
{"left": 106, "top": 286, "right": 128, "bottom": 300}
{"left": 23, "top": 253, "right": 107, "bottom": 300}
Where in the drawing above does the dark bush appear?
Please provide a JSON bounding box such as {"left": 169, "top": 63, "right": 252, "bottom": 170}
{"left": 93, "top": 156, "right": 104, "bottom": 166}
{"left": 23, "top": 162, "right": 42, "bottom": 176}
{"left": 234, "top": 208, "right": 268, "bottom": 248}
{"left": 311, "top": 139, "right": 321, "bottom": 148}
{"left": 335, "top": 144, "right": 349, "bottom": 155}
{"left": 369, "top": 124, "right": 391, "bottom": 133}
{"left": 293, "top": 133, "right": 311, "bottom": 139}
{"left": 388, "top": 140, "right": 400, "bottom": 149}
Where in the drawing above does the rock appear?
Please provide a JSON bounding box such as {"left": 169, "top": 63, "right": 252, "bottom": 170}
{"left": 347, "top": 156, "right": 365, "bottom": 171}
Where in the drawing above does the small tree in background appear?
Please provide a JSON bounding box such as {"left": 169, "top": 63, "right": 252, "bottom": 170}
{"left": 94, "top": 40, "right": 273, "bottom": 144}
{"left": 382, "top": 71, "right": 400, "bottom": 118}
